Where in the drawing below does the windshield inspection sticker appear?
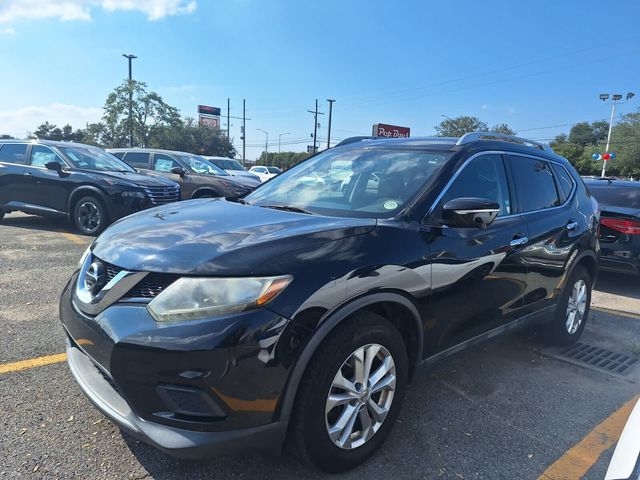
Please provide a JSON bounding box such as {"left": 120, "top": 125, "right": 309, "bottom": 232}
{"left": 383, "top": 201, "right": 398, "bottom": 210}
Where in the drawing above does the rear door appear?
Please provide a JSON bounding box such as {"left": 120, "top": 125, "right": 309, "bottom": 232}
{"left": 0, "top": 143, "right": 30, "bottom": 208}
{"left": 506, "top": 154, "right": 582, "bottom": 311}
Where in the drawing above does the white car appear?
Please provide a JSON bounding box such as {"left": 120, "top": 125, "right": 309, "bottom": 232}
{"left": 605, "top": 397, "right": 640, "bottom": 480}
{"left": 205, "top": 157, "right": 261, "bottom": 185}
{"left": 249, "top": 165, "right": 282, "bottom": 182}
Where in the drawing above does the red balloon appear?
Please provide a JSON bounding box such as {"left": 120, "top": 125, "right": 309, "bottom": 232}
{"left": 603, "top": 153, "right": 611, "bottom": 161}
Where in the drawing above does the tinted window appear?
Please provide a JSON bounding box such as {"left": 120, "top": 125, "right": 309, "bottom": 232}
{"left": 154, "top": 153, "right": 181, "bottom": 172}
{"left": 588, "top": 185, "right": 640, "bottom": 209}
{"left": 267, "top": 166, "right": 282, "bottom": 174}
{"left": 551, "top": 163, "right": 574, "bottom": 201}
{"left": 30, "top": 145, "right": 63, "bottom": 168}
{"left": 0, "top": 143, "right": 28, "bottom": 164}
{"left": 440, "top": 154, "right": 511, "bottom": 216}
{"left": 123, "top": 152, "right": 150, "bottom": 168}
{"left": 508, "top": 156, "right": 560, "bottom": 212}
{"left": 111, "top": 151, "right": 125, "bottom": 159}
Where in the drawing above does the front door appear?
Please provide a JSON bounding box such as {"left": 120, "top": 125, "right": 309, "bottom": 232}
{"left": 423, "top": 153, "right": 529, "bottom": 355}
{"left": 25, "top": 145, "right": 70, "bottom": 214}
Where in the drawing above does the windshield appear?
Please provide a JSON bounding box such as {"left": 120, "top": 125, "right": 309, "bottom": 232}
{"left": 58, "top": 145, "right": 135, "bottom": 172}
{"left": 245, "top": 148, "right": 449, "bottom": 218}
{"left": 177, "top": 154, "right": 230, "bottom": 176}
{"left": 212, "top": 158, "right": 245, "bottom": 171}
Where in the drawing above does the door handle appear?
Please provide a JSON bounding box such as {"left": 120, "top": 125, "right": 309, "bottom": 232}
{"left": 23, "top": 172, "right": 33, "bottom": 177}
{"left": 510, "top": 236, "right": 529, "bottom": 248}
{"left": 566, "top": 221, "right": 579, "bottom": 231}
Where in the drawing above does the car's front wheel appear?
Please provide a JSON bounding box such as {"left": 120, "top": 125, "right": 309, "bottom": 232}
{"left": 73, "top": 196, "right": 108, "bottom": 236}
{"left": 290, "top": 311, "right": 408, "bottom": 473}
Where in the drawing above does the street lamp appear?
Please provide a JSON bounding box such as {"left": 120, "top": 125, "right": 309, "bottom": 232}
{"left": 278, "top": 132, "right": 290, "bottom": 153}
{"left": 599, "top": 92, "right": 635, "bottom": 177}
{"left": 122, "top": 53, "right": 137, "bottom": 147}
{"left": 257, "top": 128, "right": 269, "bottom": 164}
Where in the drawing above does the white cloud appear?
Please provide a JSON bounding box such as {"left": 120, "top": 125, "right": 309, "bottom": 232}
{"left": 0, "top": 103, "right": 103, "bottom": 138}
{"left": 481, "top": 103, "right": 490, "bottom": 110}
{"left": 0, "top": 0, "right": 197, "bottom": 23}
{"left": 0, "top": 27, "right": 15, "bottom": 34}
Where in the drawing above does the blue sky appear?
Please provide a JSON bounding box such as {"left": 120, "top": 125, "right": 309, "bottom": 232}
{"left": 0, "top": 0, "right": 639, "bottom": 160}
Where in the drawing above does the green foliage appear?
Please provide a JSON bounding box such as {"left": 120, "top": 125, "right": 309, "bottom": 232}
{"left": 435, "top": 116, "right": 516, "bottom": 137}
{"left": 256, "top": 151, "right": 310, "bottom": 169}
{"left": 149, "top": 118, "right": 236, "bottom": 157}
{"left": 32, "top": 121, "right": 85, "bottom": 142}
{"left": 567, "top": 121, "right": 609, "bottom": 146}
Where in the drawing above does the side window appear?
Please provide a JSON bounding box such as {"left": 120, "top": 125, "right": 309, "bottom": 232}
{"left": 0, "top": 143, "right": 28, "bottom": 164}
{"left": 30, "top": 145, "right": 62, "bottom": 168}
{"left": 123, "top": 152, "right": 150, "bottom": 168}
{"left": 111, "top": 151, "right": 125, "bottom": 160}
{"left": 507, "top": 156, "right": 560, "bottom": 212}
{"left": 551, "top": 163, "right": 574, "bottom": 202}
{"left": 440, "top": 154, "right": 511, "bottom": 217}
{"left": 153, "top": 154, "right": 180, "bottom": 172}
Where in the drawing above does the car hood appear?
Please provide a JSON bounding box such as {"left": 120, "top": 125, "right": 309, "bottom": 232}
{"left": 91, "top": 199, "right": 375, "bottom": 275}
{"left": 80, "top": 170, "right": 178, "bottom": 188}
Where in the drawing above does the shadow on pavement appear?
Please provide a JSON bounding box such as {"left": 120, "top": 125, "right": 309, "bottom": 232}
{"left": 596, "top": 271, "right": 640, "bottom": 301}
{"left": 1, "top": 213, "right": 75, "bottom": 234}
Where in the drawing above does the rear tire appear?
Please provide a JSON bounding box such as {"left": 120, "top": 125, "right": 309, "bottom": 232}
{"left": 543, "top": 265, "right": 591, "bottom": 346}
{"left": 73, "top": 196, "right": 108, "bottom": 236}
{"left": 290, "top": 311, "right": 408, "bottom": 473}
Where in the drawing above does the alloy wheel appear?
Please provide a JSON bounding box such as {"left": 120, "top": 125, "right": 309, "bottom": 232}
{"left": 325, "top": 343, "right": 396, "bottom": 450}
{"left": 77, "top": 201, "right": 101, "bottom": 233}
{"left": 565, "top": 279, "right": 587, "bottom": 334}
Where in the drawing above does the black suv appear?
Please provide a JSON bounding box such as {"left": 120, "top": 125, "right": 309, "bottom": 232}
{"left": 110, "top": 148, "right": 256, "bottom": 200}
{"left": 0, "top": 140, "right": 180, "bottom": 235}
{"left": 60, "top": 133, "right": 599, "bottom": 472}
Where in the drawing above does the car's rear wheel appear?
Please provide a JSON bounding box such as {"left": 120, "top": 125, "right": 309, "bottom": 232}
{"left": 290, "top": 311, "right": 408, "bottom": 473}
{"left": 543, "top": 265, "right": 591, "bottom": 346}
{"left": 73, "top": 196, "right": 108, "bottom": 236}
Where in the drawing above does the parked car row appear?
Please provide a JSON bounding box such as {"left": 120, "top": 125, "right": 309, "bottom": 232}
{"left": 0, "top": 140, "right": 279, "bottom": 235}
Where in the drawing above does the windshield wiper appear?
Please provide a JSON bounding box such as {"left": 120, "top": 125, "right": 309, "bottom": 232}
{"left": 260, "top": 204, "right": 314, "bottom": 215}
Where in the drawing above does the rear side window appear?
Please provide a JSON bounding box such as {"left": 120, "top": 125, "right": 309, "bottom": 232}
{"left": 588, "top": 185, "right": 640, "bottom": 209}
{"left": 123, "top": 152, "right": 150, "bottom": 168}
{"left": 507, "top": 156, "right": 560, "bottom": 212}
{"left": 0, "top": 143, "right": 28, "bottom": 164}
{"left": 440, "top": 154, "right": 511, "bottom": 216}
{"left": 551, "top": 163, "right": 574, "bottom": 201}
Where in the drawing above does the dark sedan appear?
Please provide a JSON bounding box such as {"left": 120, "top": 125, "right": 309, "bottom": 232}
{"left": 584, "top": 178, "right": 640, "bottom": 275}
{"left": 110, "top": 148, "right": 255, "bottom": 200}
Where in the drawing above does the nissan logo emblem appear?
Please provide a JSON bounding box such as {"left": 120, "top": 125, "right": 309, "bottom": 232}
{"left": 84, "top": 261, "right": 106, "bottom": 295}
{"left": 163, "top": 189, "right": 169, "bottom": 196}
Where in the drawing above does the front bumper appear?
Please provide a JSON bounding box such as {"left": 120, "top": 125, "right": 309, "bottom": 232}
{"left": 66, "top": 341, "right": 286, "bottom": 459}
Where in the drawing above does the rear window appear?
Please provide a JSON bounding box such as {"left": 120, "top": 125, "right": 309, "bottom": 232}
{"left": 0, "top": 143, "right": 28, "bottom": 164}
{"left": 588, "top": 185, "right": 640, "bottom": 209}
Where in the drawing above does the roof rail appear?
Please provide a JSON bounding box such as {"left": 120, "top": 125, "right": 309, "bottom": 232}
{"left": 456, "top": 131, "right": 554, "bottom": 153}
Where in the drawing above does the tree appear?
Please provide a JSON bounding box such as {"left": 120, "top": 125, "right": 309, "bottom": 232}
{"left": 32, "top": 121, "right": 85, "bottom": 142}
{"left": 256, "top": 151, "right": 310, "bottom": 169}
{"left": 435, "top": 116, "right": 488, "bottom": 137}
{"left": 149, "top": 118, "right": 236, "bottom": 157}
{"left": 103, "top": 80, "right": 182, "bottom": 148}
{"left": 491, "top": 123, "right": 516, "bottom": 135}
{"left": 567, "top": 121, "right": 609, "bottom": 146}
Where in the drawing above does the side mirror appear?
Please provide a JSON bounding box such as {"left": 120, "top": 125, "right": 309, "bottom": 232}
{"left": 171, "top": 166, "right": 186, "bottom": 177}
{"left": 441, "top": 197, "right": 500, "bottom": 228}
{"left": 45, "top": 161, "right": 63, "bottom": 174}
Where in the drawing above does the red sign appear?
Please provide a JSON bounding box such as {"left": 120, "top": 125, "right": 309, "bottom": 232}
{"left": 372, "top": 123, "right": 410, "bottom": 138}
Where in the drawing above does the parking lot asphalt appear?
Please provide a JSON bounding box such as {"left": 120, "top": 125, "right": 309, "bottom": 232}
{"left": 1, "top": 211, "right": 639, "bottom": 480}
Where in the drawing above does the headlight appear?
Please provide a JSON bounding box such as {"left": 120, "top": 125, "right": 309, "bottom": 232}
{"left": 78, "top": 245, "right": 91, "bottom": 268}
{"left": 120, "top": 191, "right": 146, "bottom": 199}
{"left": 147, "top": 275, "right": 293, "bottom": 322}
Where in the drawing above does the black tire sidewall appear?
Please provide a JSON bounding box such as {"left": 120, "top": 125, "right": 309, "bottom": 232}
{"left": 73, "top": 196, "right": 107, "bottom": 236}
{"left": 295, "top": 313, "right": 408, "bottom": 472}
{"left": 547, "top": 265, "right": 591, "bottom": 346}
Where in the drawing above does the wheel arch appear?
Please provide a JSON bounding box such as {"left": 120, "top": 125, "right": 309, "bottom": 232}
{"left": 275, "top": 292, "right": 423, "bottom": 425}
{"left": 67, "top": 186, "right": 109, "bottom": 219}
{"left": 569, "top": 249, "right": 599, "bottom": 287}
{"left": 192, "top": 187, "right": 223, "bottom": 199}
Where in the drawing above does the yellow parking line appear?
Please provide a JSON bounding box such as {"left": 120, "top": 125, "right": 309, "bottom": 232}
{"left": 538, "top": 394, "right": 640, "bottom": 480}
{"left": 61, "top": 233, "right": 87, "bottom": 245}
{"left": 0, "top": 353, "right": 67, "bottom": 374}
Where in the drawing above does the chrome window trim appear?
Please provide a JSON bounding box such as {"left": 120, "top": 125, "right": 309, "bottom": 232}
{"left": 425, "top": 150, "right": 575, "bottom": 223}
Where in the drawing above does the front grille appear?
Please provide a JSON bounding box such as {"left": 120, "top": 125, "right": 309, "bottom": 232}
{"left": 143, "top": 185, "right": 181, "bottom": 205}
{"left": 100, "top": 258, "right": 178, "bottom": 300}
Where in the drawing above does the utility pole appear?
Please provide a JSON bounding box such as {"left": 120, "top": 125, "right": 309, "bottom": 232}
{"left": 122, "top": 53, "right": 137, "bottom": 147}
{"left": 242, "top": 99, "right": 246, "bottom": 165}
{"left": 326, "top": 99, "right": 335, "bottom": 149}
{"left": 257, "top": 128, "right": 269, "bottom": 164}
{"left": 278, "top": 132, "right": 290, "bottom": 153}
{"left": 227, "top": 98, "right": 230, "bottom": 139}
{"left": 307, "top": 99, "right": 324, "bottom": 154}
{"left": 599, "top": 92, "right": 635, "bottom": 177}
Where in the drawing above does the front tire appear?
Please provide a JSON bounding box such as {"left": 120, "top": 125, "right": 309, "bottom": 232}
{"left": 73, "top": 196, "right": 108, "bottom": 236}
{"left": 290, "top": 311, "right": 408, "bottom": 473}
{"left": 543, "top": 265, "right": 591, "bottom": 346}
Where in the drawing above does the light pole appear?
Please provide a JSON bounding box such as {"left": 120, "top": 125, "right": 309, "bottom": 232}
{"left": 278, "top": 132, "right": 290, "bottom": 153}
{"left": 257, "top": 128, "right": 269, "bottom": 164}
{"left": 122, "top": 54, "right": 137, "bottom": 147}
{"left": 326, "top": 99, "right": 335, "bottom": 148}
{"left": 599, "top": 92, "right": 635, "bottom": 177}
